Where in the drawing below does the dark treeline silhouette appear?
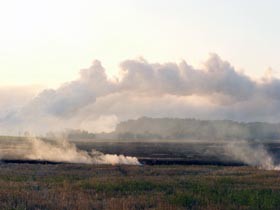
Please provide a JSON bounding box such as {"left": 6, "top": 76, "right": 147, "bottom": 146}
{"left": 115, "top": 117, "right": 280, "bottom": 141}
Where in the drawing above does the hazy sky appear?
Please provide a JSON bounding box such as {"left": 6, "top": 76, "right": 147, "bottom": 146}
{"left": 0, "top": 0, "right": 279, "bottom": 87}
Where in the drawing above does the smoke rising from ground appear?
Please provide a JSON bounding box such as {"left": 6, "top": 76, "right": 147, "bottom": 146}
{"left": 0, "top": 137, "right": 140, "bottom": 165}
{"left": 225, "top": 141, "right": 280, "bottom": 170}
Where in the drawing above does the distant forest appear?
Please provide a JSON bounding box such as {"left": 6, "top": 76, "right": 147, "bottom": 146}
{"left": 114, "top": 117, "right": 280, "bottom": 141}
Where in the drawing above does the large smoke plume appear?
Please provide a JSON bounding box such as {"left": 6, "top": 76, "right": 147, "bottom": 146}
{"left": 1, "top": 54, "right": 280, "bottom": 134}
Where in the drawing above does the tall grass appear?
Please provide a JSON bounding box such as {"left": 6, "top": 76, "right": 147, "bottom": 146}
{"left": 0, "top": 164, "right": 279, "bottom": 209}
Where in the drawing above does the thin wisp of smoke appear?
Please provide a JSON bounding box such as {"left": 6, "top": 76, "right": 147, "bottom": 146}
{"left": 0, "top": 137, "right": 140, "bottom": 165}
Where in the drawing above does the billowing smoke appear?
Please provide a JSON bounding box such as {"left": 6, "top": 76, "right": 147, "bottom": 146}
{"left": 1, "top": 54, "right": 280, "bottom": 134}
{"left": 0, "top": 137, "right": 140, "bottom": 165}
{"left": 224, "top": 141, "right": 280, "bottom": 170}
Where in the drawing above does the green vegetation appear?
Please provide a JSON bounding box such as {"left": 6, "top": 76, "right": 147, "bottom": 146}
{"left": 0, "top": 164, "right": 279, "bottom": 209}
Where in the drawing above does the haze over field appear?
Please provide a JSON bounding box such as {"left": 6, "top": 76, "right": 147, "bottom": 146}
{"left": 2, "top": 2, "right": 280, "bottom": 209}
{"left": 0, "top": 1, "right": 280, "bottom": 170}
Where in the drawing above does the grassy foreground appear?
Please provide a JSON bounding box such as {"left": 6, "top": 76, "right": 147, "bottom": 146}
{"left": 0, "top": 163, "right": 279, "bottom": 210}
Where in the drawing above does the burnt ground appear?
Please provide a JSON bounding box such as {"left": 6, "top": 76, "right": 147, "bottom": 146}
{"left": 1, "top": 141, "right": 280, "bottom": 166}
{"left": 75, "top": 141, "right": 280, "bottom": 166}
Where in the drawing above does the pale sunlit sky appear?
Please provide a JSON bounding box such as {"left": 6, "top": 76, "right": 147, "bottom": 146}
{"left": 0, "top": 0, "right": 279, "bottom": 87}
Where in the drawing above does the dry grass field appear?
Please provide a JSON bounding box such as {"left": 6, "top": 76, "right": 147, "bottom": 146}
{"left": 0, "top": 163, "right": 279, "bottom": 210}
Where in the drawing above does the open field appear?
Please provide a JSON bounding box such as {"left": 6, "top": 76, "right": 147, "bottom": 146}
{"left": 1, "top": 138, "right": 280, "bottom": 209}
{"left": 0, "top": 163, "right": 280, "bottom": 210}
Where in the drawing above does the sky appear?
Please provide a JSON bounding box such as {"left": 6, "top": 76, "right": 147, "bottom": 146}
{"left": 1, "top": 1, "right": 280, "bottom": 134}
{"left": 0, "top": 0, "right": 280, "bottom": 87}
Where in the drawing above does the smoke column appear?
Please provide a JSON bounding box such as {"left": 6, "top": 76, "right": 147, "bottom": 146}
{"left": 225, "top": 141, "right": 280, "bottom": 170}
